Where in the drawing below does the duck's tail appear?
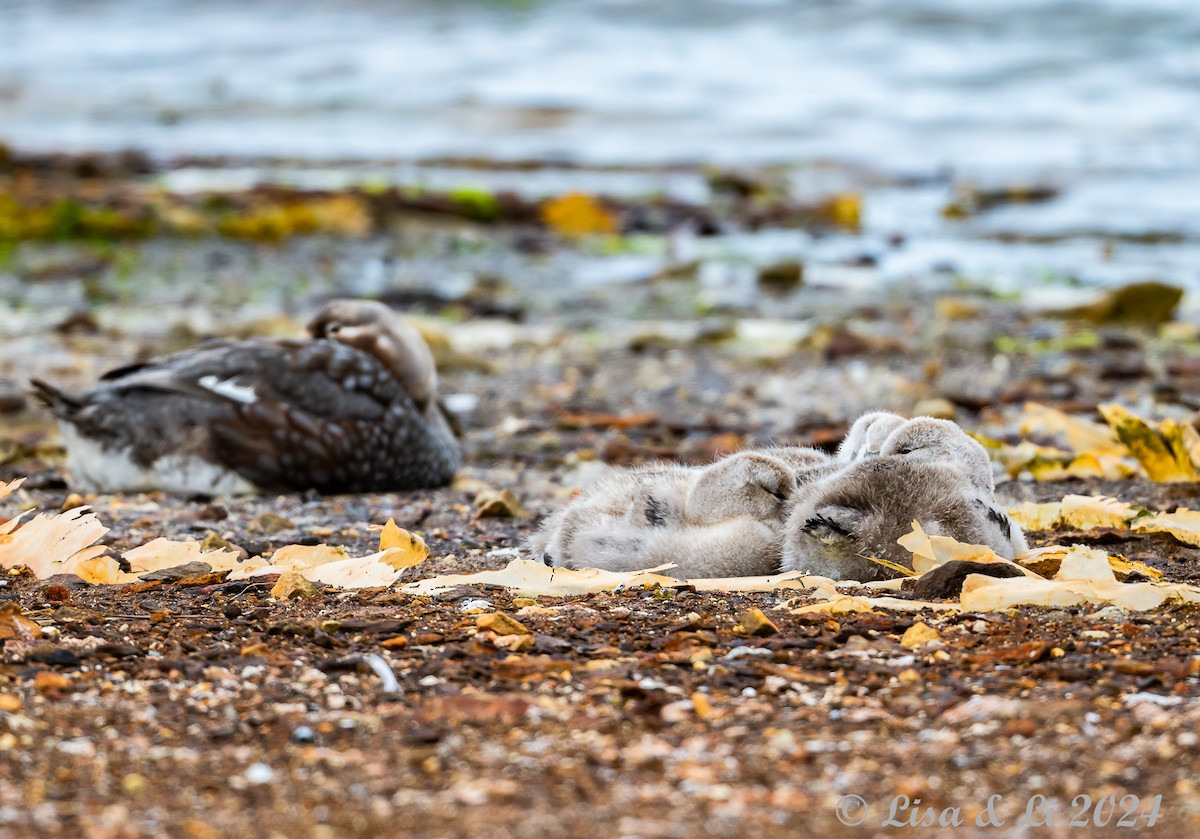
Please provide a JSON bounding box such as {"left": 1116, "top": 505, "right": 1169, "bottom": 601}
{"left": 29, "top": 378, "right": 83, "bottom": 419}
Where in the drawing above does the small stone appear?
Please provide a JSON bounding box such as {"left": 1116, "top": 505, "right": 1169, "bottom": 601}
{"left": 240, "top": 643, "right": 269, "bottom": 657}
{"left": 199, "top": 531, "right": 231, "bottom": 552}
{"left": 970, "top": 619, "right": 990, "bottom": 634}
{"left": 737, "top": 607, "right": 778, "bottom": 637}
{"left": 0, "top": 694, "right": 21, "bottom": 713}
{"left": 139, "top": 561, "right": 213, "bottom": 583}
{"left": 476, "top": 612, "right": 531, "bottom": 635}
{"left": 381, "top": 636, "right": 409, "bottom": 649}
{"left": 756, "top": 260, "right": 804, "bottom": 293}
{"left": 33, "top": 671, "right": 72, "bottom": 693}
{"left": 244, "top": 763, "right": 275, "bottom": 785}
{"left": 270, "top": 572, "right": 319, "bottom": 601}
{"left": 247, "top": 512, "right": 294, "bottom": 535}
{"left": 61, "top": 493, "right": 86, "bottom": 511}
{"left": 121, "top": 773, "right": 147, "bottom": 795}
{"left": 901, "top": 622, "right": 941, "bottom": 649}
{"left": 290, "top": 726, "right": 317, "bottom": 744}
{"left": 911, "top": 560, "right": 1024, "bottom": 600}
{"left": 472, "top": 488, "right": 527, "bottom": 519}
{"left": 512, "top": 597, "right": 538, "bottom": 608}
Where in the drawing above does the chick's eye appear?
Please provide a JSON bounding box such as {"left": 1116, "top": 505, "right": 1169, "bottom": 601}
{"left": 896, "top": 445, "right": 915, "bottom": 455}
{"left": 802, "top": 514, "right": 852, "bottom": 538}
{"left": 325, "top": 322, "right": 342, "bottom": 335}
{"left": 758, "top": 484, "right": 788, "bottom": 502}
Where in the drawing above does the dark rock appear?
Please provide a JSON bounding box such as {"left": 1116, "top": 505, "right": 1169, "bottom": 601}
{"left": 911, "top": 560, "right": 1025, "bottom": 600}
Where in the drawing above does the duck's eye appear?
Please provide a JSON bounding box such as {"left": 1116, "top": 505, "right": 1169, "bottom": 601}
{"left": 325, "top": 322, "right": 342, "bottom": 336}
{"left": 761, "top": 486, "right": 788, "bottom": 502}
{"left": 895, "top": 445, "right": 915, "bottom": 455}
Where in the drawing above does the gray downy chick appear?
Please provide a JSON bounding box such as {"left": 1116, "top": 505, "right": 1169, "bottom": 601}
{"left": 780, "top": 455, "right": 1026, "bottom": 582}
{"left": 530, "top": 451, "right": 797, "bottom": 578}
{"left": 837, "top": 411, "right": 907, "bottom": 462}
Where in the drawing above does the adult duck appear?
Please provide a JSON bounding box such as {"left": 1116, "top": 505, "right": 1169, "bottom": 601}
{"left": 31, "top": 299, "right": 460, "bottom": 495}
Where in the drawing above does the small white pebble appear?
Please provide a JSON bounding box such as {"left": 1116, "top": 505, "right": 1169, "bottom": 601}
{"left": 244, "top": 763, "right": 274, "bottom": 785}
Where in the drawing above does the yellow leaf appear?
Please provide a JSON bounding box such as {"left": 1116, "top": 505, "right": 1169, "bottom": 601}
{"left": 0, "top": 477, "right": 25, "bottom": 500}
{"left": 1017, "top": 545, "right": 1162, "bottom": 582}
{"left": 1006, "top": 501, "right": 1062, "bottom": 531}
{"left": 1054, "top": 545, "right": 1117, "bottom": 582}
{"left": 1020, "top": 402, "right": 1124, "bottom": 455}
{"left": 897, "top": 521, "right": 1010, "bottom": 574}
{"left": 1059, "top": 495, "right": 1134, "bottom": 529}
{"left": 829, "top": 192, "right": 862, "bottom": 229}
{"left": 123, "top": 537, "right": 240, "bottom": 574}
{"left": 1099, "top": 403, "right": 1197, "bottom": 482}
{"left": 961, "top": 574, "right": 1200, "bottom": 612}
{"left": 0, "top": 507, "right": 109, "bottom": 578}
{"left": 1134, "top": 508, "right": 1200, "bottom": 547}
{"left": 540, "top": 193, "right": 618, "bottom": 237}
{"left": 401, "top": 558, "right": 678, "bottom": 597}
{"left": 378, "top": 519, "right": 429, "bottom": 568}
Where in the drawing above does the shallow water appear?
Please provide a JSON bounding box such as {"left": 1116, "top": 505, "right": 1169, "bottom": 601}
{"left": 1, "top": 0, "right": 1198, "bottom": 292}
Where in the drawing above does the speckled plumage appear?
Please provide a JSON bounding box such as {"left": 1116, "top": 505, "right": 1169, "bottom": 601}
{"left": 31, "top": 301, "right": 460, "bottom": 494}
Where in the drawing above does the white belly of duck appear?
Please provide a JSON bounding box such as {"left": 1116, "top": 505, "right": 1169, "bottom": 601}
{"left": 60, "top": 423, "right": 258, "bottom": 496}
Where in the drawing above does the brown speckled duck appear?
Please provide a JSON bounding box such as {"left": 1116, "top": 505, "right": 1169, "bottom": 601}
{"left": 31, "top": 299, "right": 460, "bottom": 495}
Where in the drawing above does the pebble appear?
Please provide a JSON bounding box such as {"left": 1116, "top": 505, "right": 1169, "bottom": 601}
{"left": 244, "top": 763, "right": 275, "bottom": 785}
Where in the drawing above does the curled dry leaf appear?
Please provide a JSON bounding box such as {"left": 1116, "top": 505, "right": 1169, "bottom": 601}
{"left": 960, "top": 574, "right": 1200, "bottom": 613}
{"left": 124, "top": 537, "right": 241, "bottom": 575}
{"left": 0, "top": 603, "right": 43, "bottom": 641}
{"left": 1099, "top": 404, "right": 1198, "bottom": 482}
{"left": 228, "top": 542, "right": 409, "bottom": 589}
{"left": 1018, "top": 545, "right": 1162, "bottom": 582}
{"left": 1133, "top": 509, "right": 1200, "bottom": 547}
{"left": 896, "top": 521, "right": 1031, "bottom": 576}
{"left": 969, "top": 544, "right": 1191, "bottom": 611}
{"left": 1020, "top": 402, "right": 1124, "bottom": 456}
{"left": 0, "top": 477, "right": 25, "bottom": 500}
{"left": 1006, "top": 501, "right": 1063, "bottom": 531}
{"left": 401, "top": 558, "right": 681, "bottom": 597}
{"left": 378, "top": 518, "right": 429, "bottom": 569}
{"left": 0, "top": 506, "right": 109, "bottom": 578}
{"left": 1060, "top": 495, "right": 1134, "bottom": 529}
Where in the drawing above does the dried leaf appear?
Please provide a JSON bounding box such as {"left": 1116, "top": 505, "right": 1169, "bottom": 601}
{"left": 0, "top": 477, "right": 25, "bottom": 500}
{"left": 378, "top": 520, "right": 429, "bottom": 568}
{"left": 897, "top": 521, "right": 1015, "bottom": 575}
{"left": 0, "top": 507, "right": 109, "bottom": 578}
{"left": 961, "top": 574, "right": 1200, "bottom": 612}
{"left": 1020, "top": 402, "right": 1124, "bottom": 455}
{"left": 1099, "top": 404, "right": 1197, "bottom": 482}
{"left": 1017, "top": 545, "right": 1161, "bottom": 582}
{"left": 1007, "top": 501, "right": 1062, "bottom": 531}
{"left": 306, "top": 551, "right": 405, "bottom": 589}
{"left": 1055, "top": 545, "right": 1117, "bottom": 582}
{"left": 540, "top": 193, "right": 618, "bottom": 237}
{"left": 1059, "top": 495, "right": 1134, "bottom": 529}
{"left": 0, "top": 603, "right": 42, "bottom": 641}
{"left": 1133, "top": 509, "right": 1200, "bottom": 547}
{"left": 402, "top": 558, "right": 680, "bottom": 597}
{"left": 123, "top": 537, "right": 240, "bottom": 575}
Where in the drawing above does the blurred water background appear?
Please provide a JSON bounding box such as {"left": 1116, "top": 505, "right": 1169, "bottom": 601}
{"left": 1, "top": 0, "right": 1198, "bottom": 299}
